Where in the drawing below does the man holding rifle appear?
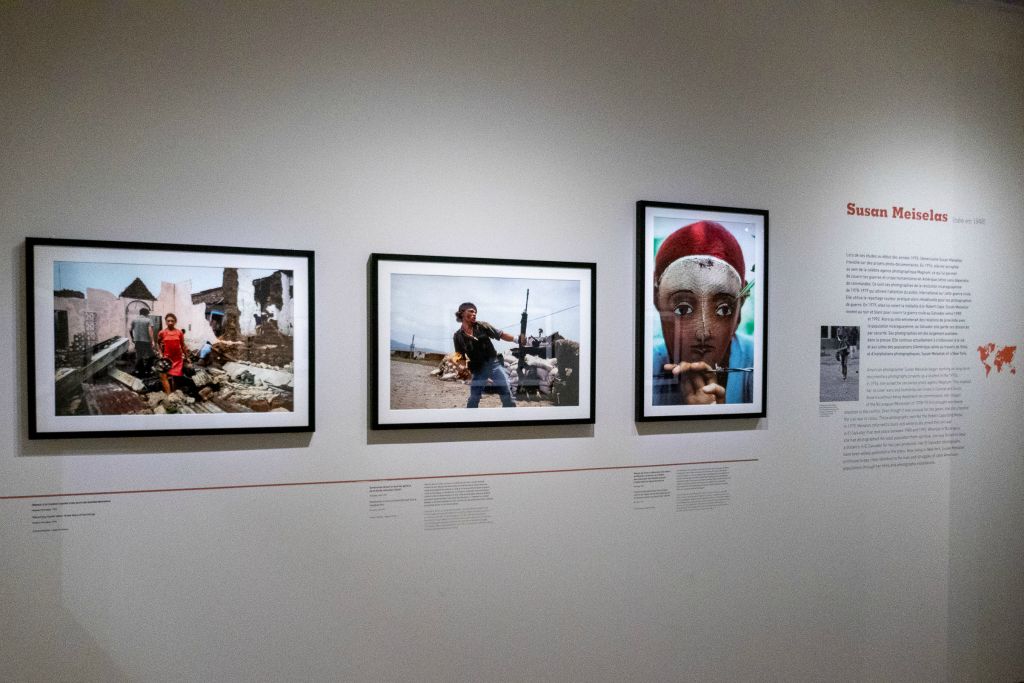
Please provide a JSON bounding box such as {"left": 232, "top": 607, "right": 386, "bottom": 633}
{"left": 453, "top": 301, "right": 524, "bottom": 408}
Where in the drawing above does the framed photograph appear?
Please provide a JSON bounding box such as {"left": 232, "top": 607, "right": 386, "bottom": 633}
{"left": 819, "top": 325, "right": 859, "bottom": 402}
{"left": 370, "top": 254, "right": 595, "bottom": 429}
{"left": 636, "top": 201, "right": 767, "bottom": 421}
{"left": 27, "top": 237, "right": 314, "bottom": 438}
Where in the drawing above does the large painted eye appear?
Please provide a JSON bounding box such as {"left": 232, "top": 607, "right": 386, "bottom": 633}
{"left": 673, "top": 303, "right": 693, "bottom": 316}
{"left": 715, "top": 302, "right": 734, "bottom": 317}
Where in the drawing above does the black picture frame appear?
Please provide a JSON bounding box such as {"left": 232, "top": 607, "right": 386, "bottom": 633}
{"left": 26, "top": 237, "right": 315, "bottom": 438}
{"left": 635, "top": 201, "right": 768, "bottom": 421}
{"left": 370, "top": 253, "right": 596, "bottom": 429}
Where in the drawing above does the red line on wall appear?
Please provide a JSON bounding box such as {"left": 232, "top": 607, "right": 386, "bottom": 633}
{"left": 0, "top": 459, "right": 758, "bottom": 500}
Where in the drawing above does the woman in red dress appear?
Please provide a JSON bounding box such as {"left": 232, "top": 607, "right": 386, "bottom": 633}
{"left": 157, "top": 313, "right": 190, "bottom": 393}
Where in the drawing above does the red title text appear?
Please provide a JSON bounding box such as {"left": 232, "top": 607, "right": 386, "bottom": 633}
{"left": 846, "top": 202, "right": 948, "bottom": 222}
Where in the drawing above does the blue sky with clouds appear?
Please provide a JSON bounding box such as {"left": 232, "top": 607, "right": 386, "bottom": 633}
{"left": 54, "top": 261, "right": 278, "bottom": 297}
{"left": 390, "top": 273, "right": 580, "bottom": 353}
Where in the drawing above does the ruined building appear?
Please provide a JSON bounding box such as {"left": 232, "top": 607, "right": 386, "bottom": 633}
{"left": 53, "top": 268, "right": 296, "bottom": 417}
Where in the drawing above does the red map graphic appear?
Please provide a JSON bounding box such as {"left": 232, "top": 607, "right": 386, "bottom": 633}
{"left": 977, "top": 343, "right": 1017, "bottom": 376}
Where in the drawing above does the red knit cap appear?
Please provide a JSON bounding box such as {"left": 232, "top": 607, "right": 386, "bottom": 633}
{"left": 654, "top": 221, "right": 745, "bottom": 285}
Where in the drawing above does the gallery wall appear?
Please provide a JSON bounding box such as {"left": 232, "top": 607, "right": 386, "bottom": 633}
{"left": 1, "top": 2, "right": 1022, "bottom": 681}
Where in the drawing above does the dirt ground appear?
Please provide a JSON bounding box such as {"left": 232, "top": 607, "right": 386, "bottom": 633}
{"left": 390, "top": 358, "right": 556, "bottom": 410}
{"left": 819, "top": 351, "right": 860, "bottom": 402}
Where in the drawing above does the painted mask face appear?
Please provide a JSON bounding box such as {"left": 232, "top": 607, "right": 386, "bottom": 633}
{"left": 655, "top": 256, "right": 742, "bottom": 366}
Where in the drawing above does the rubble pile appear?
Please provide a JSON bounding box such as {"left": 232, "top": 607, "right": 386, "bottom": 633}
{"left": 150, "top": 390, "right": 220, "bottom": 415}
{"left": 83, "top": 382, "right": 150, "bottom": 415}
{"left": 213, "top": 334, "right": 293, "bottom": 367}
{"left": 430, "top": 353, "right": 471, "bottom": 381}
{"left": 212, "top": 362, "right": 294, "bottom": 411}
{"left": 58, "top": 358, "right": 295, "bottom": 416}
{"left": 59, "top": 333, "right": 91, "bottom": 367}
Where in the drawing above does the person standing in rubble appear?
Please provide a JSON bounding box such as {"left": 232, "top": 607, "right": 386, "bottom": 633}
{"left": 198, "top": 339, "right": 214, "bottom": 367}
{"left": 156, "top": 312, "right": 190, "bottom": 393}
{"left": 452, "top": 302, "right": 523, "bottom": 408}
{"left": 130, "top": 307, "right": 156, "bottom": 376}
